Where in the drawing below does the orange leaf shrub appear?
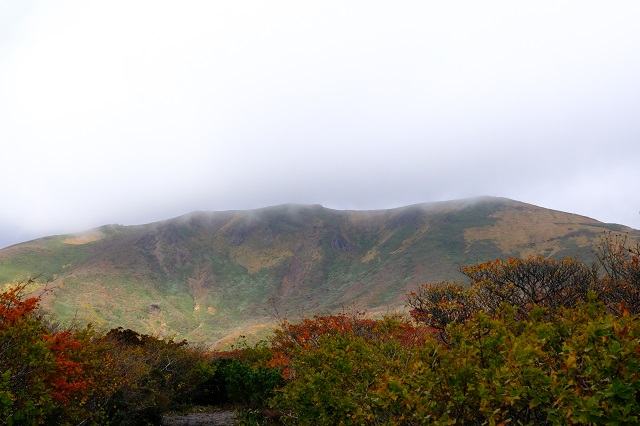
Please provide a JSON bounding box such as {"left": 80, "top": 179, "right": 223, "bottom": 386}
{"left": 0, "top": 284, "right": 89, "bottom": 423}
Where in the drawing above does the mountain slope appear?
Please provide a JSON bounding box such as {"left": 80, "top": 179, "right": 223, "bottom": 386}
{"left": 0, "top": 197, "right": 636, "bottom": 345}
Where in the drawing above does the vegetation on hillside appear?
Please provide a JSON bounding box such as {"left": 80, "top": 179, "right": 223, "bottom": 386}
{"left": 1, "top": 198, "right": 635, "bottom": 345}
{"left": 1, "top": 232, "right": 640, "bottom": 424}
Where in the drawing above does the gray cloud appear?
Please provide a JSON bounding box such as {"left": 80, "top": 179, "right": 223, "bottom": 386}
{"left": 1, "top": 1, "right": 639, "bottom": 248}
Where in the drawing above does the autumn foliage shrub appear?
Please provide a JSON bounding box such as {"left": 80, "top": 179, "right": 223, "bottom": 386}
{"left": 407, "top": 256, "right": 598, "bottom": 332}
{"left": 0, "top": 285, "right": 217, "bottom": 425}
{"left": 269, "top": 298, "right": 640, "bottom": 425}
{"left": 0, "top": 284, "right": 91, "bottom": 424}
{"left": 97, "top": 327, "right": 216, "bottom": 425}
{"left": 406, "top": 281, "right": 477, "bottom": 336}
{"left": 595, "top": 232, "right": 640, "bottom": 315}
{"left": 269, "top": 234, "right": 640, "bottom": 424}
{"left": 268, "top": 311, "right": 376, "bottom": 379}
{"left": 267, "top": 311, "right": 430, "bottom": 380}
{"left": 464, "top": 256, "right": 597, "bottom": 313}
{"left": 3, "top": 232, "right": 640, "bottom": 424}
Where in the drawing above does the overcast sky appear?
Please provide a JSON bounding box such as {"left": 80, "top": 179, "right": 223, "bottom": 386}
{"left": 1, "top": 1, "right": 639, "bottom": 248}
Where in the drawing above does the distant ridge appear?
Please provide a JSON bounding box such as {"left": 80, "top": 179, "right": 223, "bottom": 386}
{"left": 0, "top": 197, "right": 637, "bottom": 346}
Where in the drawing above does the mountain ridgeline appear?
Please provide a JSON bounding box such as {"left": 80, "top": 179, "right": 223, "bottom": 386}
{"left": 0, "top": 197, "right": 636, "bottom": 345}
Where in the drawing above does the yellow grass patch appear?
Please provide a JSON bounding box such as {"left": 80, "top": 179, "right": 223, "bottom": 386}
{"left": 229, "top": 246, "right": 293, "bottom": 274}
{"left": 361, "top": 248, "right": 379, "bottom": 263}
{"left": 465, "top": 206, "right": 599, "bottom": 257}
{"left": 63, "top": 233, "right": 103, "bottom": 245}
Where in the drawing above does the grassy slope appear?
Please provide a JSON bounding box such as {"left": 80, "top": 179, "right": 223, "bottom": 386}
{"left": 0, "top": 197, "right": 637, "bottom": 346}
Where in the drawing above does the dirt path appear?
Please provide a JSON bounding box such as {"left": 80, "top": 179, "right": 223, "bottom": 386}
{"left": 161, "top": 410, "right": 237, "bottom": 426}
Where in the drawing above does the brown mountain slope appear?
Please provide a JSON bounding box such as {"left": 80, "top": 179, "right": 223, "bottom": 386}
{"left": 0, "top": 197, "right": 637, "bottom": 346}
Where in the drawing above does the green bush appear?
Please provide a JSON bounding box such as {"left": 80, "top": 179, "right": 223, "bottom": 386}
{"left": 220, "top": 359, "right": 283, "bottom": 407}
{"left": 271, "top": 299, "right": 640, "bottom": 425}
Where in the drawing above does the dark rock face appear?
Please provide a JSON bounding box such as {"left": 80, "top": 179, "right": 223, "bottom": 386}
{"left": 225, "top": 222, "right": 258, "bottom": 245}
{"left": 331, "top": 234, "right": 353, "bottom": 252}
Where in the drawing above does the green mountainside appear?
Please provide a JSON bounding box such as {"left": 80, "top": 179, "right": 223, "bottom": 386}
{"left": 0, "top": 197, "right": 637, "bottom": 346}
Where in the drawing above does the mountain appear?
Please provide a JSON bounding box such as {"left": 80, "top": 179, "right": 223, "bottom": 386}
{"left": 0, "top": 197, "right": 637, "bottom": 346}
